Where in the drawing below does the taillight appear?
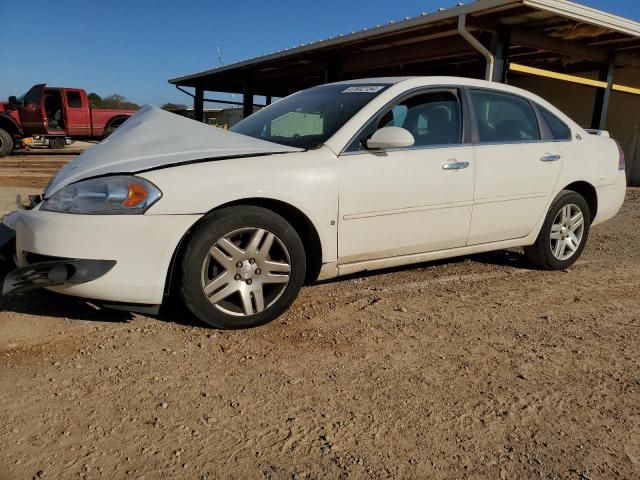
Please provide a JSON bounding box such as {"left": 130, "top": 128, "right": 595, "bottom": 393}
{"left": 616, "top": 142, "right": 625, "bottom": 171}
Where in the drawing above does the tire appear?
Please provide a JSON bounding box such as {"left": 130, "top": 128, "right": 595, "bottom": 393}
{"left": 103, "top": 117, "right": 127, "bottom": 138}
{"left": 524, "top": 190, "right": 591, "bottom": 270}
{"left": 103, "top": 125, "right": 116, "bottom": 138}
{"left": 0, "top": 128, "right": 14, "bottom": 157}
{"left": 48, "top": 137, "right": 66, "bottom": 149}
{"left": 178, "top": 206, "right": 306, "bottom": 329}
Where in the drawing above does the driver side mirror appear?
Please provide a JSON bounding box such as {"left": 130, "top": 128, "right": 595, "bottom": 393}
{"left": 8, "top": 96, "right": 19, "bottom": 106}
{"left": 365, "top": 126, "right": 415, "bottom": 150}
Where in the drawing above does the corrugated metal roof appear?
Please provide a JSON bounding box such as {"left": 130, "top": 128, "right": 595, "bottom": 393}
{"left": 169, "top": 0, "right": 640, "bottom": 85}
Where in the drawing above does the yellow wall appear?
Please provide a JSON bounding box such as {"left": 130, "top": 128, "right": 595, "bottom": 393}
{"left": 510, "top": 67, "right": 640, "bottom": 184}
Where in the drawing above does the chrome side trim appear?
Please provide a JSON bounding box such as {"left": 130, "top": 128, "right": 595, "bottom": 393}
{"left": 339, "top": 142, "right": 473, "bottom": 156}
{"left": 474, "top": 192, "right": 547, "bottom": 204}
{"left": 342, "top": 192, "right": 546, "bottom": 221}
{"left": 343, "top": 200, "right": 474, "bottom": 221}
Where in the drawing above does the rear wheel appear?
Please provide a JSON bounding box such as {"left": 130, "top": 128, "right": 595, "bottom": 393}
{"left": 103, "top": 117, "right": 127, "bottom": 137}
{"left": 0, "top": 128, "right": 14, "bottom": 157}
{"left": 178, "top": 206, "right": 306, "bottom": 329}
{"left": 524, "top": 190, "right": 591, "bottom": 270}
{"left": 48, "top": 137, "right": 66, "bottom": 149}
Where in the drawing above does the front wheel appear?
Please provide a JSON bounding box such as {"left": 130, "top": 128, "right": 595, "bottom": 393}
{"left": 0, "top": 128, "right": 14, "bottom": 157}
{"left": 178, "top": 206, "right": 306, "bottom": 329}
{"left": 524, "top": 190, "right": 591, "bottom": 270}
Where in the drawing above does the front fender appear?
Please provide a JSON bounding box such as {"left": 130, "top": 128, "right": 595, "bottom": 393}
{"left": 139, "top": 148, "right": 339, "bottom": 264}
{"left": 0, "top": 112, "right": 23, "bottom": 136}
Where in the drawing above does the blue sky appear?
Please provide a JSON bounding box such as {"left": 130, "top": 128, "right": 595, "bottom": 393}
{"left": 1, "top": 0, "right": 638, "bottom": 106}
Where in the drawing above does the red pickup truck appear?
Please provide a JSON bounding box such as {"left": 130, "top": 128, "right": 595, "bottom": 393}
{"left": 0, "top": 84, "right": 137, "bottom": 157}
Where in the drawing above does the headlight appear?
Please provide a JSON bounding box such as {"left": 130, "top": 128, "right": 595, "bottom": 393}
{"left": 41, "top": 175, "right": 162, "bottom": 214}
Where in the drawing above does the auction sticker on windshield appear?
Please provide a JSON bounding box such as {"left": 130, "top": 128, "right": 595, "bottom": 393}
{"left": 342, "top": 86, "right": 385, "bottom": 93}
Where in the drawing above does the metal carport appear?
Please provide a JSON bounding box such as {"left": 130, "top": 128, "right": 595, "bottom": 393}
{"left": 169, "top": 0, "right": 640, "bottom": 182}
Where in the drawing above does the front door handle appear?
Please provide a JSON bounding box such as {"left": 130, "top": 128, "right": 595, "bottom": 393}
{"left": 442, "top": 161, "right": 470, "bottom": 170}
{"left": 540, "top": 154, "right": 562, "bottom": 162}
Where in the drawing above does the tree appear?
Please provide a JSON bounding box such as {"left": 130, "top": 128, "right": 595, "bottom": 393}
{"left": 161, "top": 103, "right": 188, "bottom": 111}
{"left": 100, "top": 94, "right": 139, "bottom": 110}
{"left": 87, "top": 92, "right": 102, "bottom": 108}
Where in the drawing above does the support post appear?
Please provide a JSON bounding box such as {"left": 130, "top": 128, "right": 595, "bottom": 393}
{"left": 591, "top": 55, "right": 615, "bottom": 130}
{"left": 492, "top": 29, "right": 511, "bottom": 83}
{"left": 324, "top": 60, "right": 342, "bottom": 83}
{"left": 242, "top": 81, "right": 254, "bottom": 119}
{"left": 194, "top": 87, "right": 204, "bottom": 123}
{"left": 265, "top": 95, "right": 272, "bottom": 106}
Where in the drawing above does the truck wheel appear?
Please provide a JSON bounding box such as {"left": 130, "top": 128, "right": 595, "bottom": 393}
{"left": 0, "top": 128, "right": 14, "bottom": 157}
{"left": 49, "top": 137, "right": 66, "bottom": 150}
{"left": 103, "top": 117, "right": 127, "bottom": 137}
{"left": 103, "top": 125, "right": 115, "bottom": 137}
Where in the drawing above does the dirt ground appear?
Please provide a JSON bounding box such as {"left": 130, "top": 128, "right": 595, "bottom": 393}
{"left": 0, "top": 147, "right": 639, "bottom": 480}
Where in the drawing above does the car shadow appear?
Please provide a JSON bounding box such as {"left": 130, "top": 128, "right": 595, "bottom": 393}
{"left": 316, "top": 248, "right": 533, "bottom": 285}
{"left": 469, "top": 248, "right": 532, "bottom": 269}
{"left": 0, "top": 285, "right": 209, "bottom": 327}
{"left": 0, "top": 249, "right": 533, "bottom": 326}
{"left": 155, "top": 298, "right": 205, "bottom": 328}
{"left": 0, "top": 289, "right": 133, "bottom": 323}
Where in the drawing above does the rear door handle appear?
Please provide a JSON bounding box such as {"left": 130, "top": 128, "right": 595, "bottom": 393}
{"left": 540, "top": 154, "right": 562, "bottom": 162}
{"left": 442, "top": 161, "right": 469, "bottom": 170}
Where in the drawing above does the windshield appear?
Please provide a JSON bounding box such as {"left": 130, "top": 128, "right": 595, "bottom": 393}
{"left": 230, "top": 83, "right": 390, "bottom": 149}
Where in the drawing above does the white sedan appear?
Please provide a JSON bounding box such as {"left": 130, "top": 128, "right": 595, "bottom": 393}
{"left": 0, "top": 77, "right": 626, "bottom": 328}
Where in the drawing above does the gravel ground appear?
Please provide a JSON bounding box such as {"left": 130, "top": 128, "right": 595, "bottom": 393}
{"left": 0, "top": 149, "right": 639, "bottom": 479}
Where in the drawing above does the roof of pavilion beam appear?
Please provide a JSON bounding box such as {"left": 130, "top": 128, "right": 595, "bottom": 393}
{"left": 169, "top": 0, "right": 640, "bottom": 97}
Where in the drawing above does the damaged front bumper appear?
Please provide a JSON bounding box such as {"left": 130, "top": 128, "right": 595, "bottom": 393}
{"left": 1, "top": 206, "right": 200, "bottom": 305}
{"left": 0, "top": 214, "right": 117, "bottom": 295}
{"left": 3, "top": 257, "right": 116, "bottom": 295}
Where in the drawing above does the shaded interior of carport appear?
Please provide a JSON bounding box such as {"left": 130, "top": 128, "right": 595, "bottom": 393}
{"left": 169, "top": 0, "right": 640, "bottom": 184}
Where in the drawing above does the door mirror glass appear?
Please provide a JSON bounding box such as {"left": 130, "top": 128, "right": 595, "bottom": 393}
{"left": 365, "top": 126, "right": 415, "bottom": 150}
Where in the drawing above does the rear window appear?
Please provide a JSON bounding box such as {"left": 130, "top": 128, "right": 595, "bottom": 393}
{"left": 66, "top": 91, "right": 83, "bottom": 109}
{"left": 470, "top": 90, "right": 540, "bottom": 143}
{"left": 539, "top": 106, "right": 572, "bottom": 141}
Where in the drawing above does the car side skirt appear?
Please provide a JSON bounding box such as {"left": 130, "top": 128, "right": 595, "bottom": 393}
{"left": 334, "top": 236, "right": 537, "bottom": 277}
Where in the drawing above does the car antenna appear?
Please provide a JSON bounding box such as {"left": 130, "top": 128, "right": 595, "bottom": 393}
{"left": 217, "top": 47, "right": 237, "bottom": 105}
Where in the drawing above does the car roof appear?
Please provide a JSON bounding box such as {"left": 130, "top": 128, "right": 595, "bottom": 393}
{"left": 330, "top": 76, "right": 517, "bottom": 88}
{"left": 328, "top": 77, "right": 411, "bottom": 85}
{"left": 331, "top": 76, "right": 566, "bottom": 108}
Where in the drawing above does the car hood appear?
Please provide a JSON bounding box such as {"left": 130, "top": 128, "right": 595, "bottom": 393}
{"left": 44, "top": 105, "right": 302, "bottom": 197}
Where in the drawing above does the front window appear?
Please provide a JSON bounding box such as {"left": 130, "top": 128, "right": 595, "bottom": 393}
{"left": 21, "top": 88, "right": 40, "bottom": 106}
{"left": 378, "top": 91, "right": 462, "bottom": 147}
{"left": 230, "top": 83, "right": 390, "bottom": 149}
{"left": 345, "top": 89, "right": 463, "bottom": 152}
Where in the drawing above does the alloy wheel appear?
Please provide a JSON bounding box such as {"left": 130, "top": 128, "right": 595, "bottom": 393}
{"left": 550, "top": 203, "right": 585, "bottom": 261}
{"left": 200, "top": 227, "right": 291, "bottom": 316}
